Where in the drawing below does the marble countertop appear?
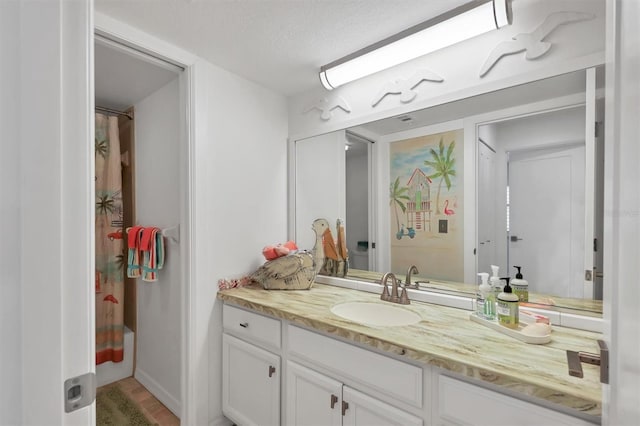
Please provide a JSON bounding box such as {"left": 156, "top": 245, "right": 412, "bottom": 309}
{"left": 217, "top": 283, "right": 602, "bottom": 417}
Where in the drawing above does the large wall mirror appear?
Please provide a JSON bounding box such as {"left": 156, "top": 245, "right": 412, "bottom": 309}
{"left": 293, "top": 67, "right": 604, "bottom": 315}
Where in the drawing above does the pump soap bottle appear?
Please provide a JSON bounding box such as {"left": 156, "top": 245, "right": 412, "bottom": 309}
{"left": 511, "top": 266, "right": 529, "bottom": 302}
{"left": 477, "top": 272, "right": 494, "bottom": 320}
{"left": 489, "top": 265, "right": 502, "bottom": 301}
{"left": 497, "top": 277, "right": 519, "bottom": 329}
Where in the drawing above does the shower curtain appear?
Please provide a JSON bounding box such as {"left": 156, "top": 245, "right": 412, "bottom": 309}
{"left": 95, "top": 113, "right": 125, "bottom": 364}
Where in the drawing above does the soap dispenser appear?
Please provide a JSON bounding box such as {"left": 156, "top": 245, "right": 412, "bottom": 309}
{"left": 489, "top": 265, "right": 502, "bottom": 300}
{"left": 511, "top": 266, "right": 529, "bottom": 302}
{"left": 476, "top": 272, "right": 494, "bottom": 320}
{"left": 497, "top": 277, "right": 519, "bottom": 329}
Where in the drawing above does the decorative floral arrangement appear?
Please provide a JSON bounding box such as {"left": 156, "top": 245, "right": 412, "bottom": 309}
{"left": 218, "top": 275, "right": 252, "bottom": 291}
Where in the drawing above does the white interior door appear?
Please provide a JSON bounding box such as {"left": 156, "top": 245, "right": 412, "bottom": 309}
{"left": 508, "top": 143, "right": 585, "bottom": 298}
{"left": 477, "top": 140, "right": 497, "bottom": 274}
{"left": 19, "top": 0, "right": 95, "bottom": 423}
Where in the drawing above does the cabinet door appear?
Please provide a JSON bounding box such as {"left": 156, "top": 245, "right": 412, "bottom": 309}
{"left": 286, "top": 361, "right": 343, "bottom": 426}
{"left": 437, "top": 375, "right": 593, "bottom": 426}
{"left": 342, "top": 386, "right": 422, "bottom": 426}
{"left": 222, "top": 334, "right": 280, "bottom": 426}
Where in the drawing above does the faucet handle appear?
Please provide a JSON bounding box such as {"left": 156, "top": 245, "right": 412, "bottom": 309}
{"left": 399, "top": 283, "right": 411, "bottom": 305}
{"left": 380, "top": 280, "right": 391, "bottom": 301}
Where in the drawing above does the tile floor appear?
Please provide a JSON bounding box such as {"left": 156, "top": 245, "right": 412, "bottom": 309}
{"left": 100, "top": 377, "right": 180, "bottom": 425}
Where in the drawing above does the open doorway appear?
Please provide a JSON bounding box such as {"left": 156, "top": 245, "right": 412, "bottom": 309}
{"left": 94, "top": 33, "right": 184, "bottom": 422}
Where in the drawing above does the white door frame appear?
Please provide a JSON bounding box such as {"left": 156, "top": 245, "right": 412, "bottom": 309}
{"left": 93, "top": 13, "right": 200, "bottom": 424}
{"left": 583, "top": 67, "right": 597, "bottom": 299}
{"left": 602, "top": 0, "right": 640, "bottom": 423}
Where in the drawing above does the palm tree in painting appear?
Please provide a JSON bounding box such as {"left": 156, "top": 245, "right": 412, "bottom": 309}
{"left": 96, "top": 193, "right": 115, "bottom": 215}
{"left": 389, "top": 177, "right": 410, "bottom": 233}
{"left": 424, "top": 138, "right": 456, "bottom": 214}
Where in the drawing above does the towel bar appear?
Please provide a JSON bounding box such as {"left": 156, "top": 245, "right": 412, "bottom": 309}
{"left": 125, "top": 225, "right": 180, "bottom": 244}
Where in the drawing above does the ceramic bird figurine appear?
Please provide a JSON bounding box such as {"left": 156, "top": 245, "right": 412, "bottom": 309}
{"left": 303, "top": 97, "right": 351, "bottom": 121}
{"left": 371, "top": 69, "right": 444, "bottom": 107}
{"left": 251, "top": 219, "right": 329, "bottom": 290}
{"left": 319, "top": 218, "right": 349, "bottom": 277}
{"left": 479, "top": 11, "right": 595, "bottom": 77}
{"left": 311, "top": 218, "right": 330, "bottom": 274}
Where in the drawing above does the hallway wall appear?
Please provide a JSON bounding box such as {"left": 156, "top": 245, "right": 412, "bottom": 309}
{"left": 134, "top": 77, "right": 182, "bottom": 415}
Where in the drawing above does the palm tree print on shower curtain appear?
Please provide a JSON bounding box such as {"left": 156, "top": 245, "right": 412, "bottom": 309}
{"left": 424, "top": 137, "right": 456, "bottom": 215}
{"left": 95, "top": 113, "right": 125, "bottom": 365}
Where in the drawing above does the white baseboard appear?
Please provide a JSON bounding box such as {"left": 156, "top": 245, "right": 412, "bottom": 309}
{"left": 210, "top": 415, "right": 233, "bottom": 426}
{"left": 135, "top": 368, "right": 181, "bottom": 418}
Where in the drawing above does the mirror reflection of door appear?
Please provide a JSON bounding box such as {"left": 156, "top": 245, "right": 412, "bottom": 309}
{"left": 477, "top": 105, "right": 592, "bottom": 299}
{"left": 508, "top": 144, "right": 585, "bottom": 299}
{"left": 295, "top": 132, "right": 347, "bottom": 252}
{"left": 345, "top": 133, "right": 372, "bottom": 271}
{"left": 477, "top": 139, "right": 498, "bottom": 274}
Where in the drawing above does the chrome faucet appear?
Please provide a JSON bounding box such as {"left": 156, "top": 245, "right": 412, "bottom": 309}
{"left": 380, "top": 272, "right": 410, "bottom": 305}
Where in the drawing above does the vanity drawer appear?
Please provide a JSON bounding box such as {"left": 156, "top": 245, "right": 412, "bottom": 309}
{"left": 223, "top": 304, "right": 281, "bottom": 350}
{"left": 287, "top": 325, "right": 422, "bottom": 408}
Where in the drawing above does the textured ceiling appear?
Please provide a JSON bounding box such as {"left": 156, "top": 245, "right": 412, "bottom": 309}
{"left": 95, "top": 0, "right": 471, "bottom": 96}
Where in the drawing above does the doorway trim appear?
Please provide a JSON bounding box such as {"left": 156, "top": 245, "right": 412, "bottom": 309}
{"left": 94, "top": 13, "right": 199, "bottom": 424}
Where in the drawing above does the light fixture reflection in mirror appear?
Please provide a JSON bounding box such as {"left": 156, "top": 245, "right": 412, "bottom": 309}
{"left": 293, "top": 68, "right": 604, "bottom": 314}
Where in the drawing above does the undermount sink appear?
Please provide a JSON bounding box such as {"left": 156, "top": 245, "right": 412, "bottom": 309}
{"left": 330, "top": 301, "right": 422, "bottom": 327}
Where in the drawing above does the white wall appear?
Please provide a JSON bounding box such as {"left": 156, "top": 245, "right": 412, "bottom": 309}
{"left": 494, "top": 107, "right": 586, "bottom": 151}
{"left": 0, "top": 1, "right": 22, "bottom": 424}
{"left": 134, "top": 77, "right": 182, "bottom": 415}
{"left": 189, "top": 60, "right": 289, "bottom": 425}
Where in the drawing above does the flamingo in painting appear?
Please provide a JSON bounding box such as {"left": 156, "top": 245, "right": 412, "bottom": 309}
{"left": 444, "top": 200, "right": 455, "bottom": 216}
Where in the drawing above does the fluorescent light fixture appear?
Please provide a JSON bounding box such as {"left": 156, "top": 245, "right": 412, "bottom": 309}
{"left": 319, "top": 0, "right": 511, "bottom": 90}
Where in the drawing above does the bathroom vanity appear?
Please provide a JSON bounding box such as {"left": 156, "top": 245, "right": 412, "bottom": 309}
{"left": 218, "top": 284, "right": 601, "bottom": 426}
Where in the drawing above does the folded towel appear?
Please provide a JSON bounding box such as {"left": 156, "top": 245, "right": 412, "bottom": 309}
{"left": 127, "top": 226, "right": 144, "bottom": 278}
{"left": 141, "top": 227, "right": 165, "bottom": 282}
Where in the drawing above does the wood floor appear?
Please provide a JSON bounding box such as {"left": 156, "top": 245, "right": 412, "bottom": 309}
{"left": 100, "top": 377, "right": 180, "bottom": 425}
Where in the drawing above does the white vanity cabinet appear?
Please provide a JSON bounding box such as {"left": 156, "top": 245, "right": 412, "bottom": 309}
{"left": 222, "top": 305, "right": 282, "bottom": 426}
{"left": 221, "top": 302, "right": 597, "bottom": 426}
{"left": 286, "top": 361, "right": 422, "bottom": 426}
{"left": 286, "top": 325, "right": 424, "bottom": 426}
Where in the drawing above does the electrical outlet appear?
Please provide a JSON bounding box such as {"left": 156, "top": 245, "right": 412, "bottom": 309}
{"left": 439, "top": 219, "right": 448, "bottom": 233}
